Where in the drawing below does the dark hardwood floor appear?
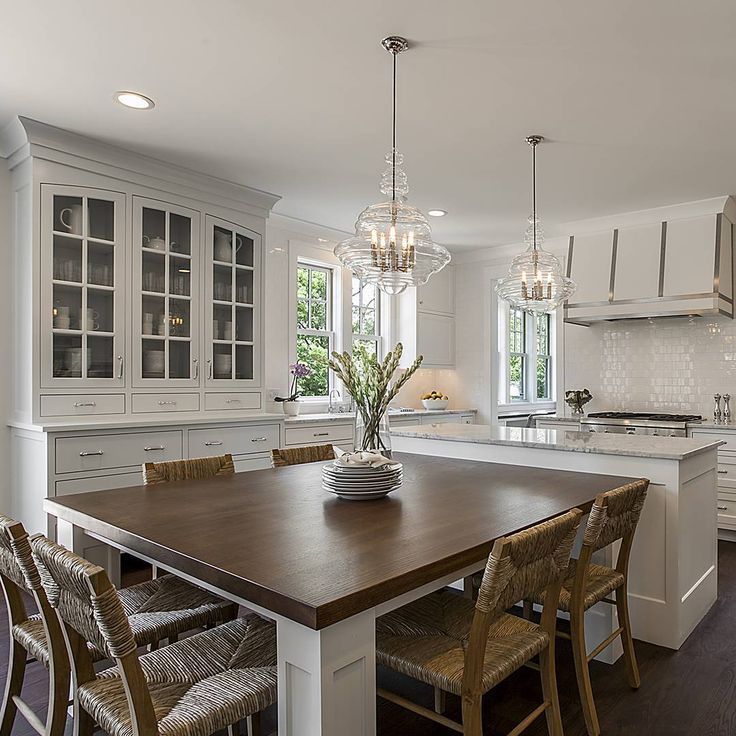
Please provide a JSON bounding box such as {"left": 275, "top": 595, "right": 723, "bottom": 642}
{"left": 5, "top": 543, "right": 736, "bottom": 735}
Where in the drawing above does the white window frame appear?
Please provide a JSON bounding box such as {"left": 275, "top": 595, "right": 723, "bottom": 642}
{"left": 351, "top": 277, "right": 382, "bottom": 359}
{"left": 497, "top": 299, "right": 556, "bottom": 411}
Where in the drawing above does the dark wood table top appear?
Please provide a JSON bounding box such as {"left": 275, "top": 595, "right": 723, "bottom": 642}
{"left": 44, "top": 454, "right": 639, "bottom": 629}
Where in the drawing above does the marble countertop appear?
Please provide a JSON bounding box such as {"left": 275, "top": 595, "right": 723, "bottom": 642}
{"left": 390, "top": 423, "right": 724, "bottom": 460}
{"left": 689, "top": 422, "right": 736, "bottom": 431}
{"left": 531, "top": 415, "right": 580, "bottom": 423}
{"left": 283, "top": 408, "right": 477, "bottom": 424}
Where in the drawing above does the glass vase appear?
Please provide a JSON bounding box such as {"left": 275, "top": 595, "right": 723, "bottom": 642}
{"left": 354, "top": 410, "right": 392, "bottom": 457}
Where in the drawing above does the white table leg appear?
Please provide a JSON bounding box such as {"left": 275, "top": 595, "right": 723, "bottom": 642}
{"left": 56, "top": 519, "right": 121, "bottom": 588}
{"left": 277, "top": 609, "right": 377, "bottom": 736}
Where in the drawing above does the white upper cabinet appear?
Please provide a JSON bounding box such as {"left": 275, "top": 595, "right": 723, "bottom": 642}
{"left": 613, "top": 223, "right": 662, "bottom": 301}
{"left": 417, "top": 265, "right": 454, "bottom": 315}
{"left": 41, "top": 185, "right": 126, "bottom": 388}
{"left": 567, "top": 231, "right": 615, "bottom": 304}
{"left": 662, "top": 216, "right": 717, "bottom": 297}
{"left": 132, "top": 197, "right": 201, "bottom": 388}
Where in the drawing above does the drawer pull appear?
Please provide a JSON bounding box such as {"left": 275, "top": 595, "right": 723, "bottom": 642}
{"left": 251, "top": 437, "right": 267, "bottom": 442}
{"left": 79, "top": 450, "right": 104, "bottom": 457}
{"left": 158, "top": 400, "right": 177, "bottom": 406}
{"left": 204, "top": 440, "right": 223, "bottom": 446}
{"left": 144, "top": 446, "right": 165, "bottom": 452}
{"left": 313, "top": 432, "right": 329, "bottom": 437}
{"left": 225, "top": 399, "right": 241, "bottom": 404}
{"left": 718, "top": 506, "right": 728, "bottom": 511}
{"left": 117, "top": 355, "right": 124, "bottom": 380}
{"left": 718, "top": 470, "right": 729, "bottom": 475}
{"left": 73, "top": 401, "right": 97, "bottom": 408}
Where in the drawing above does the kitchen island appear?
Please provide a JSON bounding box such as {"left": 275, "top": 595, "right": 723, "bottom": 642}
{"left": 391, "top": 423, "right": 722, "bottom": 657}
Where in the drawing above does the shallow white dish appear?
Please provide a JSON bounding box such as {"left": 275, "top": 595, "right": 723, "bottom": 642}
{"left": 422, "top": 398, "right": 449, "bottom": 410}
{"left": 322, "top": 478, "right": 401, "bottom": 492}
{"left": 324, "top": 485, "right": 400, "bottom": 501}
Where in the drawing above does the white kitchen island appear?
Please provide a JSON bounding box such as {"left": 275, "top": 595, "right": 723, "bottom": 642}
{"left": 391, "top": 423, "right": 722, "bottom": 657}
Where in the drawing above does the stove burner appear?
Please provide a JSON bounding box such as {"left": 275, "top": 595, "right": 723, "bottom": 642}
{"left": 586, "top": 412, "right": 702, "bottom": 422}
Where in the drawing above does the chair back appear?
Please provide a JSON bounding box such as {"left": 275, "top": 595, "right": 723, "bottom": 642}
{"left": 31, "top": 535, "right": 158, "bottom": 732}
{"left": 0, "top": 514, "right": 35, "bottom": 596}
{"left": 464, "top": 509, "right": 582, "bottom": 696}
{"left": 143, "top": 453, "right": 235, "bottom": 485}
{"left": 271, "top": 444, "right": 336, "bottom": 468}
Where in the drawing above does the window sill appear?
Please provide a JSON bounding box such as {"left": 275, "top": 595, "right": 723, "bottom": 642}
{"left": 498, "top": 402, "right": 556, "bottom": 415}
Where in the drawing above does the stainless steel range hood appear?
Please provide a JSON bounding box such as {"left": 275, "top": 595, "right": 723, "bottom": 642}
{"left": 564, "top": 197, "right": 735, "bottom": 326}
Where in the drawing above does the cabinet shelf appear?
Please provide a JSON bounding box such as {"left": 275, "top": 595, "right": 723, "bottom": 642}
{"left": 52, "top": 328, "right": 83, "bottom": 335}
{"left": 212, "top": 339, "right": 254, "bottom": 346}
{"left": 52, "top": 278, "right": 83, "bottom": 288}
{"left": 87, "top": 284, "right": 115, "bottom": 293}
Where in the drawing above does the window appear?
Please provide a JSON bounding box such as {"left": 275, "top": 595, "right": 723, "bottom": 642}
{"left": 296, "top": 264, "right": 333, "bottom": 397}
{"left": 352, "top": 277, "right": 381, "bottom": 358}
{"left": 500, "top": 301, "right": 555, "bottom": 406}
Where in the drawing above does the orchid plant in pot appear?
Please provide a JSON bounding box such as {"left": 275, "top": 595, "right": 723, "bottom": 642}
{"left": 275, "top": 362, "right": 312, "bottom": 416}
{"left": 330, "top": 343, "right": 423, "bottom": 456}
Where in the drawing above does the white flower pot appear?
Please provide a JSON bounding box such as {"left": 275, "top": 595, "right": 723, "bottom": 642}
{"left": 282, "top": 400, "right": 300, "bottom": 417}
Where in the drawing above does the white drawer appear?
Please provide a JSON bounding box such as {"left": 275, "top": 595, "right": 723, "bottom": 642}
{"left": 233, "top": 455, "right": 273, "bottom": 474}
{"left": 421, "top": 415, "right": 461, "bottom": 425}
{"left": 55, "top": 431, "right": 183, "bottom": 474}
{"left": 132, "top": 393, "right": 200, "bottom": 413}
{"left": 717, "top": 496, "right": 736, "bottom": 528}
{"left": 284, "top": 423, "right": 353, "bottom": 447}
{"left": 204, "top": 392, "right": 261, "bottom": 411}
{"left": 55, "top": 472, "right": 143, "bottom": 496}
{"left": 188, "top": 424, "right": 280, "bottom": 458}
{"left": 41, "top": 394, "right": 125, "bottom": 417}
{"left": 717, "top": 464, "right": 736, "bottom": 492}
{"left": 690, "top": 429, "right": 736, "bottom": 454}
{"left": 459, "top": 414, "right": 475, "bottom": 424}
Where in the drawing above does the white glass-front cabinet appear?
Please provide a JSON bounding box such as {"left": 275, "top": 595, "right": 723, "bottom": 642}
{"left": 204, "top": 216, "right": 261, "bottom": 386}
{"left": 41, "top": 185, "right": 126, "bottom": 388}
{"left": 132, "top": 197, "right": 200, "bottom": 387}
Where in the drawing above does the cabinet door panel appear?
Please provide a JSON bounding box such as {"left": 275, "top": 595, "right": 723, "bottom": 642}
{"left": 41, "top": 185, "right": 126, "bottom": 388}
{"left": 568, "top": 231, "right": 615, "bottom": 305}
{"left": 418, "top": 265, "right": 454, "bottom": 315}
{"left": 132, "top": 197, "right": 200, "bottom": 388}
{"left": 417, "top": 313, "right": 455, "bottom": 367}
{"left": 663, "top": 216, "right": 717, "bottom": 297}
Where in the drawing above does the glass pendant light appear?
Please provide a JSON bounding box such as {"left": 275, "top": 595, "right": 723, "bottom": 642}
{"left": 496, "top": 135, "right": 577, "bottom": 313}
{"left": 335, "top": 36, "right": 451, "bottom": 295}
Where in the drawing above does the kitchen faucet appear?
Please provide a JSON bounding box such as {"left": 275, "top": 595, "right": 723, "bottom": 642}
{"left": 328, "top": 388, "right": 342, "bottom": 414}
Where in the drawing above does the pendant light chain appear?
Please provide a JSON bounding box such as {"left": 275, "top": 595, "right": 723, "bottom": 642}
{"left": 532, "top": 139, "right": 537, "bottom": 251}
{"left": 392, "top": 49, "right": 397, "bottom": 204}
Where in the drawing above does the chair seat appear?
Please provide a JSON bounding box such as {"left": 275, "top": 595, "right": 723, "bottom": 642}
{"left": 531, "top": 559, "right": 625, "bottom": 612}
{"left": 12, "top": 576, "right": 237, "bottom": 668}
{"left": 376, "top": 590, "right": 548, "bottom": 697}
{"left": 78, "top": 616, "right": 277, "bottom": 736}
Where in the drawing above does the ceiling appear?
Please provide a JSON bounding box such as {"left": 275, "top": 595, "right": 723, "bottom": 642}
{"left": 2, "top": 1, "right": 736, "bottom": 249}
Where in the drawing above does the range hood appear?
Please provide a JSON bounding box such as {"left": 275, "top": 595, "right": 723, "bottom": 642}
{"left": 564, "top": 197, "right": 735, "bottom": 326}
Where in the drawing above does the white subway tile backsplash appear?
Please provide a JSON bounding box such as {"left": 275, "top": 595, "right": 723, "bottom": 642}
{"left": 565, "top": 315, "right": 736, "bottom": 417}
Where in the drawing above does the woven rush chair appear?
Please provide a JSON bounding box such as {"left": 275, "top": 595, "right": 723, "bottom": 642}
{"left": 527, "top": 479, "right": 649, "bottom": 736}
{"left": 31, "top": 534, "right": 276, "bottom": 736}
{"left": 271, "top": 444, "right": 336, "bottom": 468}
{"left": 143, "top": 453, "right": 235, "bottom": 485}
{"left": 376, "top": 508, "right": 583, "bottom": 736}
{"left": 0, "top": 514, "right": 70, "bottom": 736}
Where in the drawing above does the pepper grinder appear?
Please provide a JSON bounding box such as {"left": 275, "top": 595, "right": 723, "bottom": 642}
{"left": 714, "top": 393, "right": 723, "bottom": 424}
{"left": 724, "top": 394, "right": 732, "bottom": 424}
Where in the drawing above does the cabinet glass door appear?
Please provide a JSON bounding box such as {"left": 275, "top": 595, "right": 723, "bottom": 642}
{"left": 133, "top": 197, "right": 200, "bottom": 387}
{"left": 41, "top": 186, "right": 125, "bottom": 387}
{"left": 205, "top": 216, "right": 260, "bottom": 386}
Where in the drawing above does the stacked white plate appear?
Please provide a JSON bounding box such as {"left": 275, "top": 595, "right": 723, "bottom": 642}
{"left": 322, "top": 460, "right": 403, "bottom": 501}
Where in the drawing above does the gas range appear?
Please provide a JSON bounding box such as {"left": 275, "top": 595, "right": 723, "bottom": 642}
{"left": 579, "top": 412, "right": 703, "bottom": 437}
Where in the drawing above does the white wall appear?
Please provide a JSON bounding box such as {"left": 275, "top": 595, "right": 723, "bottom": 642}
{"left": 0, "top": 160, "right": 11, "bottom": 511}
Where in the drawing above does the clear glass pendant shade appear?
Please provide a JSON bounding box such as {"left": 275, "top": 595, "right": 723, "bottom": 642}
{"left": 496, "top": 137, "right": 577, "bottom": 313}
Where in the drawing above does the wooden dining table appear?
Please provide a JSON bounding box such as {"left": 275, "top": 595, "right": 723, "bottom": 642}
{"left": 44, "top": 453, "right": 638, "bottom": 736}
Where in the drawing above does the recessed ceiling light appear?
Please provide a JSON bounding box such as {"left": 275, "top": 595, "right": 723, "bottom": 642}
{"left": 114, "top": 91, "right": 155, "bottom": 110}
{"left": 427, "top": 209, "right": 447, "bottom": 217}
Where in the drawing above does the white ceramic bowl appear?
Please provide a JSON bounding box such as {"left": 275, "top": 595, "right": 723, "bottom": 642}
{"left": 422, "top": 398, "right": 449, "bottom": 410}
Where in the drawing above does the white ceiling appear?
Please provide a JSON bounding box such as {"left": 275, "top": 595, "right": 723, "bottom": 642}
{"left": 2, "top": 0, "right": 736, "bottom": 249}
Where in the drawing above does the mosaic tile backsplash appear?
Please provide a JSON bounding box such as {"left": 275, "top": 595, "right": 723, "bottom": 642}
{"left": 565, "top": 315, "right": 736, "bottom": 418}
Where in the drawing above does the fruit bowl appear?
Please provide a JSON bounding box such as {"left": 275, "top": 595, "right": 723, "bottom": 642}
{"left": 422, "top": 398, "right": 449, "bottom": 410}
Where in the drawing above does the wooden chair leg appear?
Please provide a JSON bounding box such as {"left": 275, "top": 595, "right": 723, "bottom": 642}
{"left": 570, "top": 608, "right": 600, "bottom": 736}
{"left": 247, "top": 712, "right": 261, "bottom": 736}
{"left": 434, "top": 687, "right": 446, "bottom": 714}
{"left": 45, "top": 650, "right": 71, "bottom": 736}
{"left": 523, "top": 600, "right": 534, "bottom": 620}
{"left": 72, "top": 704, "right": 95, "bottom": 736}
{"left": 461, "top": 693, "right": 482, "bottom": 736}
{"left": 0, "top": 639, "right": 26, "bottom": 736}
{"left": 539, "top": 644, "right": 563, "bottom": 736}
{"left": 615, "top": 583, "right": 641, "bottom": 689}
{"left": 227, "top": 722, "right": 241, "bottom": 736}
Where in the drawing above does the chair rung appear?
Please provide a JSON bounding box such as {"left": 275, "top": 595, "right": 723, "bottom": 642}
{"left": 377, "top": 688, "right": 464, "bottom": 733}
{"left": 556, "top": 629, "right": 572, "bottom": 640}
{"left": 600, "top": 597, "right": 617, "bottom": 605}
{"left": 523, "top": 660, "right": 541, "bottom": 672}
{"left": 507, "top": 700, "right": 551, "bottom": 736}
{"left": 587, "top": 626, "right": 624, "bottom": 662}
{"left": 12, "top": 695, "right": 46, "bottom": 736}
